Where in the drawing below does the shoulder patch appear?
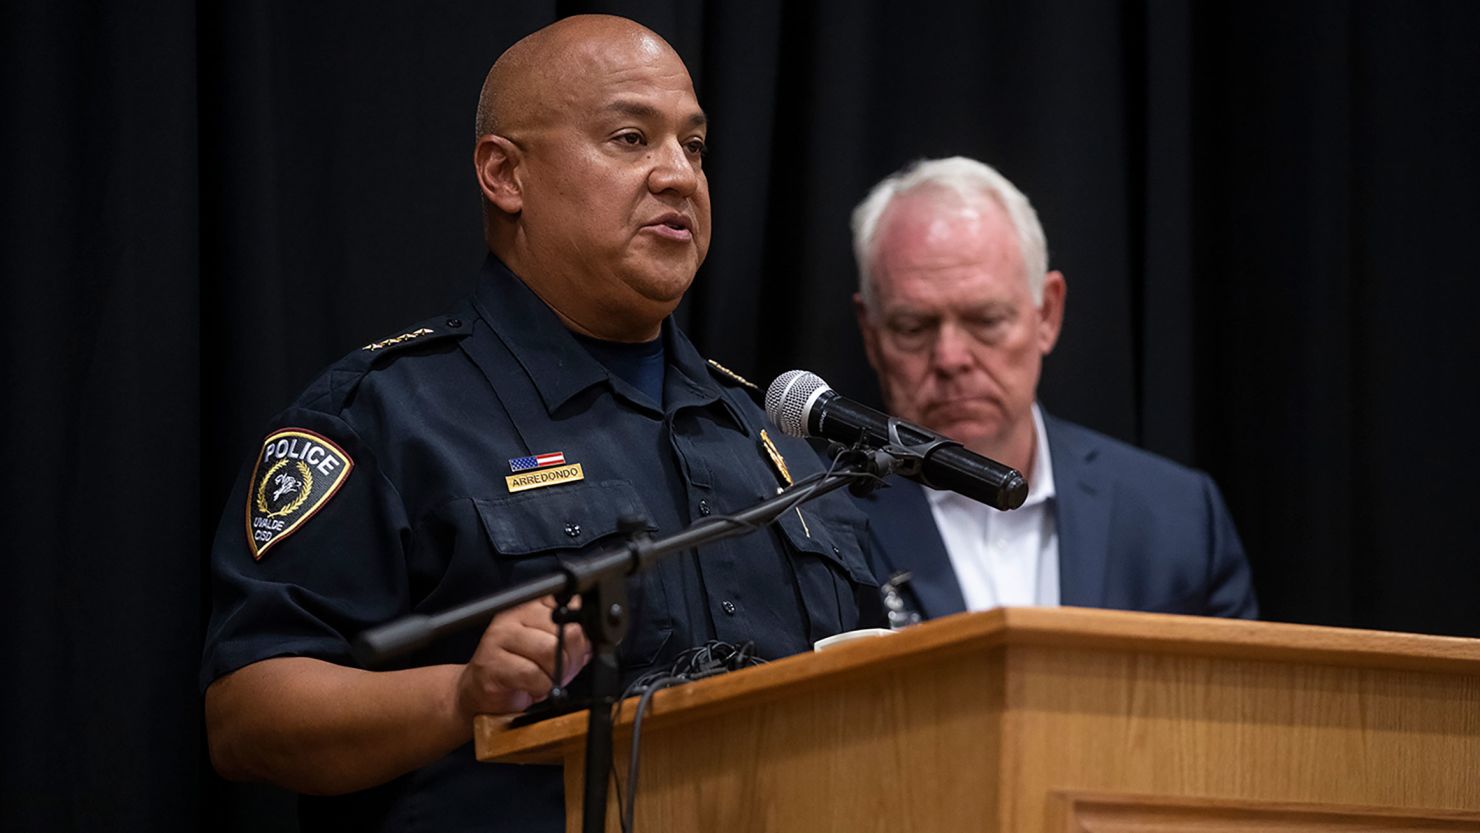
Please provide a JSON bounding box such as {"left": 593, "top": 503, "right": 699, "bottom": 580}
{"left": 245, "top": 428, "right": 354, "bottom": 560}
{"left": 706, "top": 358, "right": 758, "bottom": 390}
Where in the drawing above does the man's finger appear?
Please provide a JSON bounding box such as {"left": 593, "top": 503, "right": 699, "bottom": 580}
{"left": 489, "top": 625, "right": 564, "bottom": 680}
{"left": 470, "top": 652, "right": 552, "bottom": 705}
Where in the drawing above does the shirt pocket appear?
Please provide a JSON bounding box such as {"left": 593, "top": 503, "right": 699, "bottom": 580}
{"left": 474, "top": 479, "right": 656, "bottom": 555}
{"left": 473, "top": 480, "right": 671, "bottom": 666}
{"left": 773, "top": 506, "right": 877, "bottom": 643}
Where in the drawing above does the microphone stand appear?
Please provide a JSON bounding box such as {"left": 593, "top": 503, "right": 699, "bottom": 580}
{"left": 353, "top": 446, "right": 906, "bottom": 833}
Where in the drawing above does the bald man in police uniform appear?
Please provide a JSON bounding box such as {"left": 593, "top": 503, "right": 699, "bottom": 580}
{"left": 201, "top": 16, "right": 878, "bottom": 832}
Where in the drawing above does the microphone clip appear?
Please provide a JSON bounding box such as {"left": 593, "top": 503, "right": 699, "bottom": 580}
{"left": 882, "top": 416, "right": 964, "bottom": 479}
{"left": 831, "top": 417, "right": 964, "bottom": 498}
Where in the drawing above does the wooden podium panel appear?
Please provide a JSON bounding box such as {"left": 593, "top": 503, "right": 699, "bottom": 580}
{"left": 475, "top": 607, "right": 1480, "bottom": 833}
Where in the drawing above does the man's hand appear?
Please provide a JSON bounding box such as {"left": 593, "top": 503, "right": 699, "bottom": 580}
{"left": 456, "top": 595, "right": 591, "bottom": 719}
{"left": 206, "top": 595, "right": 591, "bottom": 795}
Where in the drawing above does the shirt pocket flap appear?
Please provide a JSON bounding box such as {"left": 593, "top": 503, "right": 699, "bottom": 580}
{"left": 774, "top": 507, "right": 876, "bottom": 586}
{"left": 474, "top": 480, "right": 656, "bottom": 556}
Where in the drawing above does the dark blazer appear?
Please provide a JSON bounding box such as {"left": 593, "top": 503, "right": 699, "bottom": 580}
{"left": 858, "top": 412, "right": 1258, "bottom": 619}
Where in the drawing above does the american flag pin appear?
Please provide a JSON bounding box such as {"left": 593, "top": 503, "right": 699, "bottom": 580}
{"left": 508, "top": 451, "right": 567, "bottom": 473}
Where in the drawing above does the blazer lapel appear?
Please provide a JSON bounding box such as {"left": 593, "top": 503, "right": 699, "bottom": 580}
{"left": 859, "top": 479, "right": 968, "bottom": 618}
{"left": 1045, "top": 414, "right": 1112, "bottom": 608}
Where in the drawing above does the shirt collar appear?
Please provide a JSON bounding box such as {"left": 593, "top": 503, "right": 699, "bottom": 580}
{"left": 470, "top": 256, "right": 736, "bottom": 424}
{"left": 925, "top": 402, "right": 1056, "bottom": 511}
{"left": 471, "top": 257, "right": 608, "bottom": 414}
{"left": 1024, "top": 402, "right": 1056, "bottom": 506}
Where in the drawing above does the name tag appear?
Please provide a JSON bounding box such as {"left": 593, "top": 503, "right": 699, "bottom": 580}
{"left": 505, "top": 462, "right": 585, "bottom": 493}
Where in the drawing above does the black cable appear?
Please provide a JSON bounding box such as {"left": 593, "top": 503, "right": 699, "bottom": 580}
{"left": 697, "top": 446, "right": 881, "bottom": 535}
{"left": 548, "top": 597, "right": 569, "bottom": 703}
{"left": 620, "top": 674, "right": 680, "bottom": 833}
{"left": 610, "top": 641, "right": 765, "bottom": 833}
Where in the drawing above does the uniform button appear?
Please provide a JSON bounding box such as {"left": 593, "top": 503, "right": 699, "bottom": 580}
{"left": 721, "top": 600, "right": 736, "bottom": 615}
{"left": 564, "top": 523, "right": 581, "bottom": 538}
{"left": 831, "top": 546, "right": 840, "bottom": 556}
{"left": 698, "top": 499, "right": 711, "bottom": 516}
{"left": 446, "top": 318, "right": 462, "bottom": 328}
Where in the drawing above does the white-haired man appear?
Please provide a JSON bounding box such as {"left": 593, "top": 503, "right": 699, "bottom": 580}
{"left": 851, "top": 157, "right": 1257, "bottom": 620}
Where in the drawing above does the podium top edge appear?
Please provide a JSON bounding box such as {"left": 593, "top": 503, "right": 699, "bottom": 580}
{"left": 475, "top": 607, "right": 1480, "bottom": 763}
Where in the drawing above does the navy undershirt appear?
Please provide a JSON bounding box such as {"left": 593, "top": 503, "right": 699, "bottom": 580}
{"left": 571, "top": 330, "right": 666, "bottom": 407}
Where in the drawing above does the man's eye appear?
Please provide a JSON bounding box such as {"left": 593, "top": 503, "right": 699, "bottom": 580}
{"left": 685, "top": 139, "right": 708, "bottom": 157}
{"left": 614, "top": 132, "right": 645, "bottom": 146}
{"left": 886, "top": 320, "right": 935, "bottom": 350}
{"left": 961, "top": 316, "right": 1008, "bottom": 344}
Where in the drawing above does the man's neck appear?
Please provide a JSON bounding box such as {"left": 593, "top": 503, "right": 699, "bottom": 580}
{"left": 491, "top": 247, "right": 665, "bottom": 342}
{"left": 544, "top": 298, "right": 662, "bottom": 343}
{"left": 973, "top": 416, "right": 1038, "bottom": 483}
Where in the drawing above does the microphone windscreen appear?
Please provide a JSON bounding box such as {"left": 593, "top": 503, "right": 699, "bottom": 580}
{"left": 766, "top": 370, "right": 830, "bottom": 437}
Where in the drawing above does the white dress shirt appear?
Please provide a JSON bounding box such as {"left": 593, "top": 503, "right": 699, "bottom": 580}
{"left": 924, "top": 404, "right": 1059, "bottom": 611}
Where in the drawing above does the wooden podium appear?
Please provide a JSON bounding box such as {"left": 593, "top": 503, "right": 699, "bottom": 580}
{"left": 476, "top": 607, "right": 1480, "bottom": 832}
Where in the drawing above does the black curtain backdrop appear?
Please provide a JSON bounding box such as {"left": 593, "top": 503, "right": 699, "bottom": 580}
{"left": 4, "top": 1, "right": 1478, "bottom": 831}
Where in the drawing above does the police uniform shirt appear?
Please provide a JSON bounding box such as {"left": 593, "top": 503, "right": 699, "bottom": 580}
{"left": 200, "top": 257, "right": 880, "bottom": 833}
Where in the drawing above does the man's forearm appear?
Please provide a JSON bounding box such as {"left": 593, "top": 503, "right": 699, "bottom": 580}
{"left": 205, "top": 657, "right": 472, "bottom": 795}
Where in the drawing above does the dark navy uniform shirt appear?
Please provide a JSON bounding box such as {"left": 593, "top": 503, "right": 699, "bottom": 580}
{"left": 201, "top": 258, "right": 880, "bottom": 833}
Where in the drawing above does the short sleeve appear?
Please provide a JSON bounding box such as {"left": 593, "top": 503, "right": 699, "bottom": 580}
{"left": 199, "top": 407, "right": 411, "bottom": 691}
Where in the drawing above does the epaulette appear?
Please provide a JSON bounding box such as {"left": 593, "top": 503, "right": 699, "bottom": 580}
{"left": 706, "top": 358, "right": 759, "bottom": 391}
{"left": 298, "top": 311, "right": 474, "bottom": 414}
{"left": 355, "top": 311, "right": 472, "bottom": 366}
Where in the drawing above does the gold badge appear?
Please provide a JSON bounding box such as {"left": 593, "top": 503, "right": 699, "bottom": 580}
{"left": 506, "top": 463, "right": 585, "bottom": 493}
{"left": 246, "top": 429, "right": 354, "bottom": 560}
{"left": 759, "top": 429, "right": 793, "bottom": 487}
{"left": 760, "top": 430, "right": 810, "bottom": 537}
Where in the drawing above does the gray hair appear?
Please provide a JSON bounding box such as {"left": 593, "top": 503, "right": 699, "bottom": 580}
{"left": 850, "top": 156, "right": 1049, "bottom": 309}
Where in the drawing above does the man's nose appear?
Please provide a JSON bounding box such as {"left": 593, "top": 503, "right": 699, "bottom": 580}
{"left": 647, "top": 138, "right": 700, "bottom": 197}
{"left": 930, "top": 321, "right": 975, "bottom": 374}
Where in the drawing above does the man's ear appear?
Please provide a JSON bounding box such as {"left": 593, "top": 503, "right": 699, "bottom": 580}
{"left": 473, "top": 135, "right": 523, "bottom": 214}
{"left": 854, "top": 291, "right": 884, "bottom": 375}
{"left": 1036, "top": 270, "right": 1067, "bottom": 355}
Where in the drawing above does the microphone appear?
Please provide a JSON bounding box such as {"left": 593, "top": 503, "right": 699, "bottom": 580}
{"left": 765, "top": 370, "right": 1028, "bottom": 511}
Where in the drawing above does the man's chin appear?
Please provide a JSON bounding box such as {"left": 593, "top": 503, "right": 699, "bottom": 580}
{"left": 621, "top": 261, "right": 698, "bottom": 306}
{"left": 919, "top": 413, "right": 1002, "bottom": 448}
